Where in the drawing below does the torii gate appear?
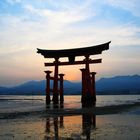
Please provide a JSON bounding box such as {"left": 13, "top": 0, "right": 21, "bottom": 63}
{"left": 37, "top": 41, "right": 110, "bottom": 105}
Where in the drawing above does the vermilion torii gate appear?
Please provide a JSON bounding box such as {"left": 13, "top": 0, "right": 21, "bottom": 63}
{"left": 37, "top": 41, "right": 110, "bottom": 105}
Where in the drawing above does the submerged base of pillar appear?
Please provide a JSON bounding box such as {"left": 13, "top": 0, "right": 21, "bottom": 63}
{"left": 46, "top": 96, "right": 51, "bottom": 105}
{"left": 81, "top": 94, "right": 96, "bottom": 107}
{"left": 52, "top": 95, "right": 59, "bottom": 104}
{"left": 60, "top": 97, "right": 64, "bottom": 104}
{"left": 46, "top": 96, "right": 63, "bottom": 105}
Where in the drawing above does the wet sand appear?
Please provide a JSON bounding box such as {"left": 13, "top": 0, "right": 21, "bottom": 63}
{"left": 0, "top": 114, "right": 140, "bottom": 140}
{"left": 0, "top": 96, "right": 140, "bottom": 140}
{"left": 0, "top": 101, "right": 140, "bottom": 119}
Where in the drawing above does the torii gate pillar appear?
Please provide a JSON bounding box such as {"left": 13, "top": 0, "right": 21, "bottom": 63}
{"left": 80, "top": 56, "right": 97, "bottom": 105}
{"left": 59, "top": 74, "right": 65, "bottom": 103}
{"left": 91, "top": 72, "right": 96, "bottom": 102}
{"left": 53, "top": 58, "right": 59, "bottom": 104}
{"left": 44, "top": 70, "right": 52, "bottom": 105}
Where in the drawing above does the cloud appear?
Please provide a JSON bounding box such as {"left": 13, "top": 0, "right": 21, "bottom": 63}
{"left": 1, "top": 0, "right": 140, "bottom": 54}
{"left": 24, "top": 1, "right": 95, "bottom": 30}
{"left": 0, "top": 0, "right": 140, "bottom": 86}
{"left": 6, "top": 0, "right": 21, "bottom": 5}
{"left": 1, "top": 2, "right": 140, "bottom": 55}
{"left": 0, "top": 0, "right": 97, "bottom": 53}
{"left": 105, "top": 0, "right": 140, "bottom": 17}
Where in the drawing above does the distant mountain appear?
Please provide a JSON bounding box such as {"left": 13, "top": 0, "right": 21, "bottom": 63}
{"left": 63, "top": 80, "right": 81, "bottom": 95}
{"left": 0, "top": 75, "right": 140, "bottom": 95}
{"left": 9, "top": 80, "right": 46, "bottom": 95}
{"left": 0, "top": 80, "right": 81, "bottom": 95}
{"left": 96, "top": 75, "right": 140, "bottom": 94}
{"left": 0, "top": 86, "right": 9, "bottom": 93}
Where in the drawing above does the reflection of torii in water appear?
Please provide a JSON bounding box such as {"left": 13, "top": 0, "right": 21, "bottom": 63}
{"left": 37, "top": 41, "right": 110, "bottom": 105}
{"left": 44, "top": 112, "right": 96, "bottom": 139}
{"left": 82, "top": 113, "right": 96, "bottom": 140}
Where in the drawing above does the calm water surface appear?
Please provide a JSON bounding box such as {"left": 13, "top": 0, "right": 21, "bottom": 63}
{"left": 0, "top": 95, "right": 140, "bottom": 140}
{"left": 0, "top": 95, "right": 140, "bottom": 113}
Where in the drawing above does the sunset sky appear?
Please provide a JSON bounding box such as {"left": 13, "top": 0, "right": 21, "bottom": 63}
{"left": 0, "top": 0, "right": 140, "bottom": 86}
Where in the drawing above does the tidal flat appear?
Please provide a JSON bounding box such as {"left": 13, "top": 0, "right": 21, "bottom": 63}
{"left": 0, "top": 95, "right": 140, "bottom": 140}
{"left": 0, "top": 114, "right": 140, "bottom": 140}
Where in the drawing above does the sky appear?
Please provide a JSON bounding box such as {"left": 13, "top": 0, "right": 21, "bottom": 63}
{"left": 0, "top": 0, "right": 140, "bottom": 86}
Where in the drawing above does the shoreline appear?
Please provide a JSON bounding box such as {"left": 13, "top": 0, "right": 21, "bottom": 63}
{"left": 0, "top": 101, "right": 140, "bottom": 119}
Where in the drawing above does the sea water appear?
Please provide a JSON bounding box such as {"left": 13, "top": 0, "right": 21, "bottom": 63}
{"left": 0, "top": 95, "right": 140, "bottom": 140}
{"left": 0, "top": 95, "right": 140, "bottom": 113}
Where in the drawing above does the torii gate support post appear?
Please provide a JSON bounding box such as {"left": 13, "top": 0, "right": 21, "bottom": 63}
{"left": 53, "top": 58, "right": 59, "bottom": 104}
{"left": 84, "top": 55, "right": 93, "bottom": 104}
{"left": 80, "top": 69, "right": 86, "bottom": 104}
{"left": 59, "top": 74, "right": 65, "bottom": 103}
{"left": 91, "top": 72, "right": 96, "bottom": 102}
{"left": 45, "top": 70, "right": 52, "bottom": 105}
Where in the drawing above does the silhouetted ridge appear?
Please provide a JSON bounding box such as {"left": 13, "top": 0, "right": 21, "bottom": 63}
{"left": 0, "top": 75, "right": 140, "bottom": 95}
{"left": 96, "top": 75, "right": 140, "bottom": 94}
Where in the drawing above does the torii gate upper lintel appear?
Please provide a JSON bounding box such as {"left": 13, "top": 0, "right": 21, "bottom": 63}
{"left": 37, "top": 41, "right": 111, "bottom": 105}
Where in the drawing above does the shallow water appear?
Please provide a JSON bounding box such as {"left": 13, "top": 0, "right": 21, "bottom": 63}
{"left": 0, "top": 114, "right": 140, "bottom": 140}
{"left": 0, "top": 95, "right": 140, "bottom": 113}
{"left": 0, "top": 95, "right": 140, "bottom": 140}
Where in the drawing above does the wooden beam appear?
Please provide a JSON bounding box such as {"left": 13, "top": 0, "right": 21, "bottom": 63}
{"left": 37, "top": 41, "right": 111, "bottom": 58}
{"left": 45, "top": 59, "right": 102, "bottom": 66}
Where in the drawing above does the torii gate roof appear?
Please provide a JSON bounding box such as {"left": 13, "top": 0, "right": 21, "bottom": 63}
{"left": 37, "top": 41, "right": 111, "bottom": 58}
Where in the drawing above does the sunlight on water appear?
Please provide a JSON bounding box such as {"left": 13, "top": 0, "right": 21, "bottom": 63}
{"left": 0, "top": 114, "right": 140, "bottom": 140}
{"left": 0, "top": 95, "right": 140, "bottom": 139}
{"left": 0, "top": 95, "right": 140, "bottom": 113}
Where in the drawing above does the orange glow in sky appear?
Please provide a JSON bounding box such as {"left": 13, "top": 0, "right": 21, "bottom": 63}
{"left": 0, "top": 0, "right": 140, "bottom": 86}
